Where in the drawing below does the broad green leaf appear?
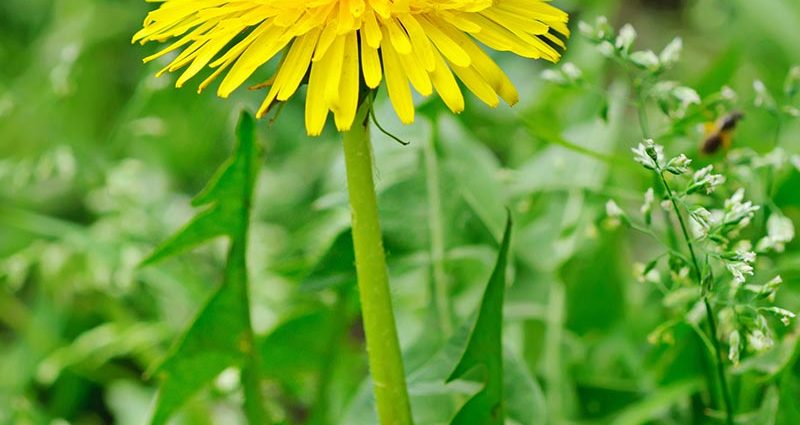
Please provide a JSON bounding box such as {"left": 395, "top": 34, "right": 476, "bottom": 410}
{"left": 446, "top": 213, "right": 512, "bottom": 425}
{"left": 143, "top": 112, "right": 263, "bottom": 425}
{"left": 437, "top": 115, "right": 507, "bottom": 239}
{"left": 560, "top": 231, "right": 626, "bottom": 334}
{"left": 299, "top": 228, "right": 356, "bottom": 292}
{"left": 258, "top": 311, "right": 335, "bottom": 385}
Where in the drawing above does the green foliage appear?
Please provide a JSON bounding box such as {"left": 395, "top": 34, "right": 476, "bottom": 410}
{"left": 143, "top": 113, "right": 259, "bottom": 266}
{"left": 2, "top": 1, "right": 800, "bottom": 425}
{"left": 142, "top": 113, "right": 265, "bottom": 425}
{"left": 447, "top": 214, "right": 511, "bottom": 425}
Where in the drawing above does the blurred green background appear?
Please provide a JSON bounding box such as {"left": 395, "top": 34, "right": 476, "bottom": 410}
{"left": 1, "top": 0, "right": 800, "bottom": 424}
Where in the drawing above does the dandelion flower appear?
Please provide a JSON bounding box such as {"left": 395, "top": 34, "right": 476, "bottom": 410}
{"left": 133, "top": 0, "right": 569, "bottom": 135}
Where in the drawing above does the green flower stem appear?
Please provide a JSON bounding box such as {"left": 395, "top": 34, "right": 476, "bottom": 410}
{"left": 544, "top": 280, "right": 566, "bottom": 425}
{"left": 342, "top": 101, "right": 414, "bottom": 425}
{"left": 424, "top": 120, "right": 452, "bottom": 337}
{"left": 631, "top": 78, "right": 734, "bottom": 423}
{"left": 658, "top": 171, "right": 735, "bottom": 425}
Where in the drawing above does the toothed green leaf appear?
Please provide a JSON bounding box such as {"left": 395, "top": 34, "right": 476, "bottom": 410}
{"left": 144, "top": 112, "right": 263, "bottom": 425}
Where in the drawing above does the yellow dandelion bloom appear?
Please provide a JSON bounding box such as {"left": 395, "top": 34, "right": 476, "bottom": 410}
{"left": 133, "top": 0, "right": 569, "bottom": 136}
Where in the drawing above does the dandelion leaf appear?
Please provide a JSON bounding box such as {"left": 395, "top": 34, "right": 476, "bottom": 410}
{"left": 149, "top": 275, "right": 250, "bottom": 425}
{"left": 144, "top": 112, "right": 260, "bottom": 425}
{"left": 446, "top": 213, "right": 512, "bottom": 425}
{"left": 142, "top": 112, "right": 258, "bottom": 266}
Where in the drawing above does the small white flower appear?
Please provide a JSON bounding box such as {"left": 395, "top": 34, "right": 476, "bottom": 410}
{"left": 660, "top": 37, "right": 683, "bottom": 67}
{"left": 597, "top": 40, "right": 616, "bottom": 58}
{"left": 632, "top": 139, "right": 665, "bottom": 171}
{"left": 720, "top": 86, "right": 738, "bottom": 102}
{"left": 766, "top": 214, "right": 794, "bottom": 251}
{"left": 633, "top": 262, "right": 661, "bottom": 284}
{"left": 606, "top": 200, "right": 624, "bottom": 218}
{"left": 605, "top": 200, "right": 626, "bottom": 229}
{"left": 690, "top": 207, "right": 712, "bottom": 238}
{"left": 762, "top": 307, "right": 796, "bottom": 326}
{"left": 727, "top": 261, "right": 754, "bottom": 285}
{"left": 641, "top": 187, "right": 655, "bottom": 222}
{"left": 541, "top": 69, "right": 565, "bottom": 85}
{"left": 753, "top": 148, "right": 788, "bottom": 170}
{"left": 616, "top": 24, "right": 637, "bottom": 52}
{"left": 691, "top": 207, "right": 712, "bottom": 226}
{"left": 673, "top": 86, "right": 701, "bottom": 109}
{"left": 562, "top": 62, "right": 583, "bottom": 81}
{"left": 765, "top": 275, "right": 784, "bottom": 292}
{"left": 723, "top": 189, "right": 760, "bottom": 229}
{"left": 686, "top": 301, "right": 706, "bottom": 324}
{"left": 578, "top": 20, "right": 594, "bottom": 37}
{"left": 736, "top": 250, "right": 757, "bottom": 264}
{"left": 747, "top": 329, "right": 774, "bottom": 352}
{"left": 728, "top": 330, "right": 741, "bottom": 364}
{"left": 579, "top": 17, "right": 612, "bottom": 41}
{"left": 689, "top": 165, "right": 726, "bottom": 194}
{"left": 785, "top": 106, "right": 800, "bottom": 118}
{"left": 630, "top": 50, "right": 660, "bottom": 70}
{"left": 754, "top": 80, "right": 775, "bottom": 109}
{"left": 666, "top": 154, "right": 692, "bottom": 175}
{"left": 785, "top": 65, "right": 800, "bottom": 98}
{"left": 543, "top": 63, "right": 584, "bottom": 87}
{"left": 744, "top": 275, "right": 783, "bottom": 301}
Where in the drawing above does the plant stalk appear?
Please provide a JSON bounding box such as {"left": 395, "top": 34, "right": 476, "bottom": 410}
{"left": 342, "top": 101, "right": 414, "bottom": 425}
{"left": 631, "top": 77, "right": 734, "bottom": 423}
{"left": 424, "top": 119, "right": 452, "bottom": 337}
{"left": 658, "top": 172, "right": 734, "bottom": 425}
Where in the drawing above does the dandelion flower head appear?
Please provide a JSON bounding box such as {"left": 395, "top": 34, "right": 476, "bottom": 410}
{"left": 134, "top": 0, "right": 569, "bottom": 135}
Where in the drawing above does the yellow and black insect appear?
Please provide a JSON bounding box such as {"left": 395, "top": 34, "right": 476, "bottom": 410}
{"left": 701, "top": 112, "right": 744, "bottom": 155}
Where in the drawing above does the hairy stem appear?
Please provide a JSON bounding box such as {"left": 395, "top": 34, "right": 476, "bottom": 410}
{"left": 658, "top": 172, "right": 735, "bottom": 425}
{"left": 342, "top": 101, "right": 414, "bottom": 425}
